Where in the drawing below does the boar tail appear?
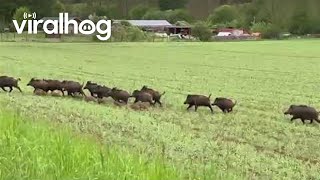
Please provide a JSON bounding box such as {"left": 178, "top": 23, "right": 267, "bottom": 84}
{"left": 208, "top": 94, "right": 212, "bottom": 98}
{"left": 17, "top": 78, "right": 21, "bottom": 81}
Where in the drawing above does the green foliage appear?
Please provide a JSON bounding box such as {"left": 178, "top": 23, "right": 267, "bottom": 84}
{"left": 13, "top": 6, "right": 31, "bottom": 24}
{"left": 191, "top": 21, "right": 212, "bottom": 41}
{"left": 289, "top": 10, "right": 312, "bottom": 35}
{"left": 52, "top": 0, "right": 66, "bottom": 14}
{"left": 129, "top": 5, "right": 150, "bottom": 19}
{"left": 207, "top": 5, "right": 238, "bottom": 25}
{"left": 251, "top": 22, "right": 281, "bottom": 39}
{"left": 142, "top": 10, "right": 166, "bottom": 20}
{"left": 165, "top": 9, "right": 193, "bottom": 24}
{"left": 109, "top": 24, "right": 148, "bottom": 42}
{"left": 158, "top": 0, "right": 188, "bottom": 11}
{"left": 0, "top": 110, "right": 179, "bottom": 180}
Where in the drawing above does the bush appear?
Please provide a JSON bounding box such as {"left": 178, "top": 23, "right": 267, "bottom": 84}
{"left": 101, "top": 24, "right": 148, "bottom": 42}
{"left": 207, "top": 5, "right": 238, "bottom": 25}
{"left": 251, "top": 22, "right": 281, "bottom": 39}
{"left": 191, "top": 22, "right": 212, "bottom": 42}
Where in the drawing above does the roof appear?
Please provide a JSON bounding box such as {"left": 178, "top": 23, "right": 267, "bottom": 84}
{"left": 114, "top": 20, "right": 172, "bottom": 27}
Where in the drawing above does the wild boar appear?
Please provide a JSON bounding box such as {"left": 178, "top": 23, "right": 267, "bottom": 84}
{"left": 130, "top": 102, "right": 150, "bottom": 111}
{"left": 61, "top": 80, "right": 86, "bottom": 97}
{"left": 0, "top": 76, "right": 22, "bottom": 93}
{"left": 44, "top": 79, "right": 64, "bottom": 96}
{"left": 109, "top": 87, "right": 131, "bottom": 104}
{"left": 131, "top": 90, "right": 154, "bottom": 105}
{"left": 27, "top": 78, "right": 49, "bottom": 93}
{"left": 34, "top": 89, "right": 47, "bottom": 96}
{"left": 184, "top": 94, "right": 213, "bottom": 113}
{"left": 83, "top": 81, "right": 99, "bottom": 97}
{"left": 140, "top": 86, "right": 165, "bottom": 106}
{"left": 84, "top": 96, "right": 97, "bottom": 103}
{"left": 284, "top": 105, "right": 320, "bottom": 124}
{"left": 212, "top": 97, "right": 237, "bottom": 113}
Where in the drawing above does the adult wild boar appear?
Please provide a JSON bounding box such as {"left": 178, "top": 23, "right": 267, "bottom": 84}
{"left": 284, "top": 105, "right": 320, "bottom": 124}
{"left": 109, "top": 87, "right": 131, "bottom": 104}
{"left": 44, "top": 79, "right": 64, "bottom": 96}
{"left": 212, "top": 97, "right": 237, "bottom": 113}
{"left": 184, "top": 94, "right": 213, "bottom": 113}
{"left": 0, "top": 76, "right": 22, "bottom": 93}
{"left": 131, "top": 90, "right": 154, "bottom": 105}
{"left": 83, "top": 81, "right": 111, "bottom": 99}
{"left": 27, "top": 78, "right": 49, "bottom": 93}
{"left": 140, "top": 86, "right": 165, "bottom": 106}
{"left": 61, "top": 80, "right": 86, "bottom": 97}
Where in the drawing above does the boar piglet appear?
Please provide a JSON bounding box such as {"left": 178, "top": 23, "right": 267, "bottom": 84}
{"left": 141, "top": 86, "right": 165, "bottom": 107}
{"left": 184, "top": 94, "right": 213, "bottom": 113}
{"left": 212, "top": 97, "right": 237, "bottom": 113}
{"left": 284, "top": 105, "right": 320, "bottom": 124}
{"left": 0, "top": 76, "right": 22, "bottom": 93}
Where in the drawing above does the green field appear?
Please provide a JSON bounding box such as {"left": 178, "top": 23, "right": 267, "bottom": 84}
{"left": 1, "top": 40, "right": 320, "bottom": 179}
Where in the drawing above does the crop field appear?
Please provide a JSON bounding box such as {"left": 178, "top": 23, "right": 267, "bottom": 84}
{"left": 1, "top": 40, "right": 320, "bottom": 179}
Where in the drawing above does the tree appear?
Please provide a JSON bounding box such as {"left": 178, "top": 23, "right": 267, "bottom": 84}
{"left": 142, "top": 10, "right": 166, "bottom": 20}
{"left": 158, "top": 0, "right": 188, "bottom": 11}
{"left": 207, "top": 5, "right": 238, "bottom": 25}
{"left": 13, "top": 6, "right": 31, "bottom": 24}
{"left": 289, "top": 10, "right": 312, "bottom": 35}
{"left": 191, "top": 21, "right": 212, "bottom": 41}
{"left": 165, "top": 9, "right": 193, "bottom": 24}
{"left": 129, "top": 5, "right": 149, "bottom": 19}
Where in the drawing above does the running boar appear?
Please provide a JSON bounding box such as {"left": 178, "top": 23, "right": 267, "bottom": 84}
{"left": 44, "top": 79, "right": 64, "bottom": 96}
{"left": 0, "top": 76, "right": 22, "bottom": 93}
{"left": 84, "top": 96, "right": 97, "bottom": 103}
{"left": 130, "top": 102, "right": 150, "bottom": 111}
{"left": 184, "top": 94, "right": 213, "bottom": 113}
{"left": 284, "top": 105, "right": 320, "bottom": 124}
{"left": 131, "top": 90, "right": 154, "bottom": 105}
{"left": 34, "top": 89, "right": 47, "bottom": 96}
{"left": 109, "top": 87, "right": 131, "bottom": 104}
{"left": 83, "top": 81, "right": 99, "bottom": 97}
{"left": 61, "top": 80, "right": 86, "bottom": 97}
{"left": 83, "top": 81, "right": 111, "bottom": 99}
{"left": 212, "top": 97, "right": 237, "bottom": 113}
{"left": 27, "top": 78, "right": 49, "bottom": 93}
{"left": 141, "top": 86, "right": 165, "bottom": 106}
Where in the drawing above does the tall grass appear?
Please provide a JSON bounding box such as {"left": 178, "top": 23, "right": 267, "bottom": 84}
{"left": 0, "top": 110, "right": 179, "bottom": 180}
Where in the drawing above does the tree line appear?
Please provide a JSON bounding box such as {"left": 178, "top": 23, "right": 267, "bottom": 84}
{"left": 0, "top": 0, "right": 319, "bottom": 37}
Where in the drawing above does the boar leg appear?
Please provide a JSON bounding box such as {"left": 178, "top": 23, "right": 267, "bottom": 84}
{"left": 9, "top": 86, "right": 13, "bottom": 92}
{"left": 195, "top": 105, "right": 198, "bottom": 112}
{"left": 290, "top": 116, "right": 299, "bottom": 122}
{"left": 1, "top": 87, "right": 8, "bottom": 92}
{"left": 156, "top": 100, "right": 162, "bottom": 107}
{"left": 14, "top": 86, "right": 22, "bottom": 92}
{"left": 208, "top": 105, "right": 214, "bottom": 114}
{"left": 186, "top": 104, "right": 194, "bottom": 110}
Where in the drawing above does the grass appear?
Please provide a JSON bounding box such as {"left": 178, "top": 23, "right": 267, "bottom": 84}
{"left": 0, "top": 109, "right": 180, "bottom": 180}
{"left": 0, "top": 40, "right": 320, "bottom": 179}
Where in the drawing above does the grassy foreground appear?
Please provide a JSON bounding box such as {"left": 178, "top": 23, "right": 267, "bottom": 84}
{"left": 0, "top": 109, "right": 179, "bottom": 180}
{"left": 1, "top": 40, "right": 320, "bottom": 179}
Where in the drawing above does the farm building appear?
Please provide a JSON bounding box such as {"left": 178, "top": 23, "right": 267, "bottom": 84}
{"left": 113, "top": 20, "right": 172, "bottom": 32}
{"left": 40, "top": 17, "right": 82, "bottom": 38}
